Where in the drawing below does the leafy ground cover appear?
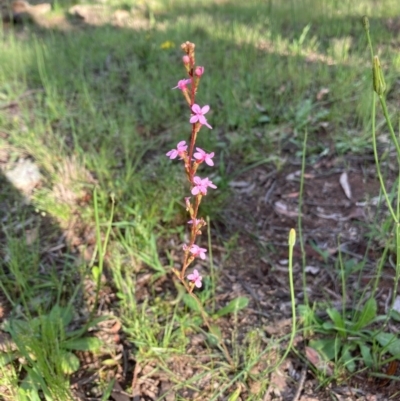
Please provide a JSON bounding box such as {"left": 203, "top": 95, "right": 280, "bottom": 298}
{"left": 1, "top": 0, "right": 400, "bottom": 400}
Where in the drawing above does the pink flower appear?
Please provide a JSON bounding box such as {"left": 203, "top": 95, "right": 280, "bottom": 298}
{"left": 190, "top": 104, "right": 212, "bottom": 129}
{"left": 173, "top": 79, "right": 192, "bottom": 91}
{"left": 194, "top": 147, "right": 215, "bottom": 166}
{"left": 191, "top": 176, "right": 217, "bottom": 196}
{"left": 187, "top": 269, "right": 202, "bottom": 288}
{"left": 189, "top": 245, "right": 207, "bottom": 260}
{"left": 195, "top": 66, "right": 204, "bottom": 77}
{"left": 182, "top": 55, "right": 190, "bottom": 65}
{"left": 166, "top": 141, "right": 187, "bottom": 159}
{"left": 188, "top": 218, "right": 201, "bottom": 226}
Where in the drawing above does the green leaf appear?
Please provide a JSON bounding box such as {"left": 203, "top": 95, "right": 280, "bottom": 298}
{"left": 209, "top": 324, "right": 222, "bottom": 340}
{"left": 66, "top": 315, "right": 111, "bottom": 338}
{"left": 353, "top": 298, "right": 377, "bottom": 331}
{"left": 0, "top": 352, "right": 17, "bottom": 367}
{"left": 359, "top": 343, "right": 373, "bottom": 368}
{"left": 63, "top": 337, "right": 102, "bottom": 351}
{"left": 228, "top": 386, "right": 242, "bottom": 401}
{"left": 182, "top": 294, "right": 202, "bottom": 313}
{"left": 375, "top": 332, "right": 400, "bottom": 356}
{"left": 20, "top": 369, "right": 49, "bottom": 400}
{"left": 214, "top": 297, "right": 249, "bottom": 318}
{"left": 310, "top": 337, "right": 342, "bottom": 361}
{"left": 49, "top": 305, "right": 73, "bottom": 328}
{"left": 326, "top": 308, "right": 345, "bottom": 332}
{"left": 6, "top": 318, "right": 39, "bottom": 337}
{"left": 101, "top": 378, "right": 116, "bottom": 401}
{"left": 321, "top": 321, "right": 336, "bottom": 331}
{"left": 60, "top": 351, "right": 80, "bottom": 374}
{"left": 92, "top": 266, "right": 101, "bottom": 283}
{"left": 102, "top": 358, "right": 119, "bottom": 366}
{"left": 258, "top": 115, "right": 271, "bottom": 123}
{"left": 341, "top": 343, "right": 356, "bottom": 372}
{"left": 390, "top": 310, "right": 400, "bottom": 323}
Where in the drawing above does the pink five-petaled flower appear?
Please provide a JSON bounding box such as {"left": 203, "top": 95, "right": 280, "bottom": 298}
{"left": 172, "top": 78, "right": 192, "bottom": 91}
{"left": 187, "top": 269, "right": 202, "bottom": 288}
{"left": 190, "top": 104, "right": 212, "bottom": 129}
{"left": 194, "top": 147, "right": 215, "bottom": 166}
{"left": 166, "top": 141, "right": 187, "bottom": 160}
{"left": 189, "top": 244, "right": 207, "bottom": 260}
{"left": 191, "top": 176, "right": 217, "bottom": 196}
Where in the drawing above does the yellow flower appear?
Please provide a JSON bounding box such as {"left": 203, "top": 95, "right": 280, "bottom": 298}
{"left": 160, "top": 41, "right": 175, "bottom": 50}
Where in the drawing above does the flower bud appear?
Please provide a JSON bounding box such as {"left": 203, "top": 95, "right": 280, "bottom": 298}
{"left": 183, "top": 55, "right": 190, "bottom": 65}
{"left": 362, "top": 16, "right": 369, "bottom": 31}
{"left": 195, "top": 66, "right": 204, "bottom": 77}
{"left": 373, "top": 55, "right": 386, "bottom": 95}
{"left": 185, "top": 197, "right": 191, "bottom": 210}
{"left": 288, "top": 228, "right": 296, "bottom": 247}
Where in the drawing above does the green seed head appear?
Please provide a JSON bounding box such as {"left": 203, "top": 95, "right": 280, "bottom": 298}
{"left": 362, "top": 16, "right": 369, "bottom": 31}
{"left": 373, "top": 55, "right": 386, "bottom": 95}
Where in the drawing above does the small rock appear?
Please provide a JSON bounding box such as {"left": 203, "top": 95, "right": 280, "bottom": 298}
{"left": 5, "top": 159, "right": 41, "bottom": 194}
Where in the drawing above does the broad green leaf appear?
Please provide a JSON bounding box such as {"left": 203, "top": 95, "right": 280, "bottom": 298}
{"left": 182, "top": 294, "right": 202, "bottom": 313}
{"left": 16, "top": 388, "right": 31, "bottom": 401}
{"left": 375, "top": 332, "right": 400, "bottom": 357}
{"left": 359, "top": 343, "right": 373, "bottom": 368}
{"left": 20, "top": 370, "right": 45, "bottom": 401}
{"left": 214, "top": 297, "right": 249, "bottom": 317}
{"left": 6, "top": 318, "right": 39, "bottom": 337}
{"left": 322, "top": 322, "right": 336, "bottom": 331}
{"left": 341, "top": 343, "right": 356, "bottom": 372}
{"left": 18, "top": 386, "right": 41, "bottom": 401}
{"left": 49, "top": 305, "right": 73, "bottom": 328}
{"left": 63, "top": 337, "right": 102, "bottom": 351}
{"left": 326, "top": 308, "right": 345, "bottom": 332}
{"left": 310, "top": 337, "right": 341, "bottom": 361}
{"left": 390, "top": 310, "right": 400, "bottom": 323}
{"left": 353, "top": 298, "right": 377, "bottom": 331}
{"left": 60, "top": 351, "right": 80, "bottom": 374}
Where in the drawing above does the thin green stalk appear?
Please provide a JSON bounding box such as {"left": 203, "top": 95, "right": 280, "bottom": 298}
{"left": 207, "top": 215, "right": 216, "bottom": 313}
{"left": 371, "top": 94, "right": 397, "bottom": 222}
{"left": 273, "top": 229, "right": 297, "bottom": 370}
{"left": 337, "top": 240, "right": 347, "bottom": 318}
{"left": 378, "top": 96, "right": 400, "bottom": 163}
{"left": 363, "top": 16, "right": 374, "bottom": 61}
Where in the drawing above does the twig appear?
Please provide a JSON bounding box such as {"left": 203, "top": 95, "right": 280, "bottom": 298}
{"left": 292, "top": 364, "right": 307, "bottom": 401}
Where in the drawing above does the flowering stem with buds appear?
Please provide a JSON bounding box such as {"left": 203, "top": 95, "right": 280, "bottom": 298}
{"left": 166, "top": 42, "right": 233, "bottom": 366}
